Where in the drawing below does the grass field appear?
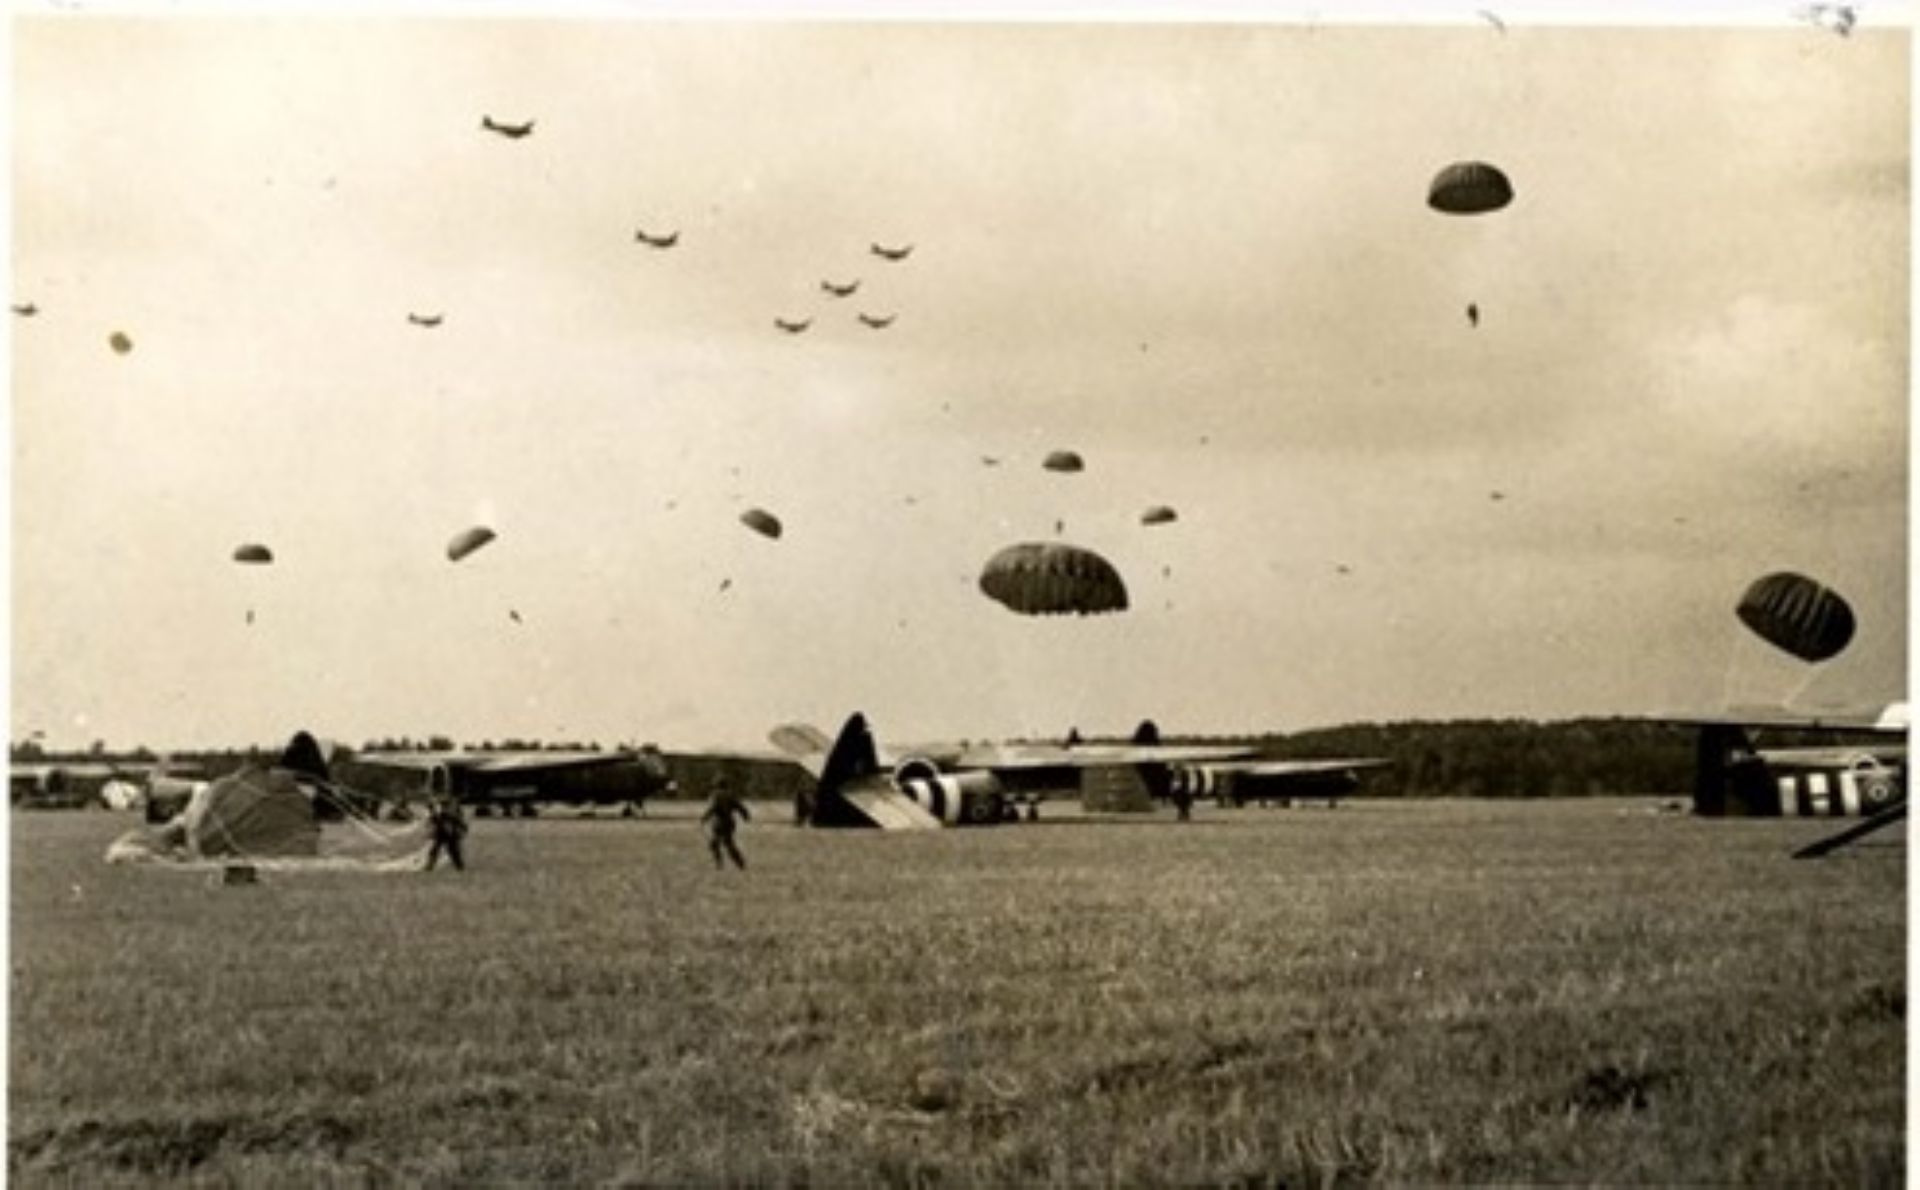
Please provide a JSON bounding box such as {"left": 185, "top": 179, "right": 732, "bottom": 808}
{"left": 9, "top": 798, "right": 1906, "bottom": 1186}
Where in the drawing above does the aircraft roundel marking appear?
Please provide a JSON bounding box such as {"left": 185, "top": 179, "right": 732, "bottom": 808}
{"left": 1861, "top": 775, "right": 1896, "bottom": 809}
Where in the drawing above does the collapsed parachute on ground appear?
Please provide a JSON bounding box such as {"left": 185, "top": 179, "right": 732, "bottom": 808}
{"left": 232, "top": 543, "right": 273, "bottom": 564}
{"left": 1428, "top": 162, "right": 1513, "bottom": 215}
{"left": 447, "top": 525, "right": 496, "bottom": 562}
{"left": 1140, "top": 506, "right": 1178, "bottom": 526}
{"left": 979, "top": 542, "right": 1128, "bottom": 616}
{"left": 1736, "top": 571, "right": 1856, "bottom": 663}
{"left": 740, "top": 508, "right": 783, "bottom": 540}
{"left": 1043, "top": 450, "right": 1085, "bottom": 474}
{"left": 107, "top": 732, "right": 432, "bottom": 871}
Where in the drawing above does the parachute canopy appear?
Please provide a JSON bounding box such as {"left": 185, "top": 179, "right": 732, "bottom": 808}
{"left": 447, "top": 525, "right": 496, "bottom": 562}
{"left": 979, "top": 542, "right": 1128, "bottom": 616}
{"left": 1140, "top": 506, "right": 1178, "bottom": 526}
{"left": 1043, "top": 450, "right": 1085, "bottom": 474}
{"left": 1736, "top": 572, "right": 1856, "bottom": 663}
{"left": 740, "top": 508, "right": 783, "bottom": 540}
{"left": 108, "top": 331, "right": 133, "bottom": 355}
{"left": 1427, "top": 161, "right": 1514, "bottom": 215}
{"left": 232, "top": 543, "right": 273, "bottom": 564}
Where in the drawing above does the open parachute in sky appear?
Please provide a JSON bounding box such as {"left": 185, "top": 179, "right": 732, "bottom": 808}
{"left": 1427, "top": 161, "right": 1514, "bottom": 215}
{"left": 740, "top": 508, "right": 783, "bottom": 540}
{"left": 232, "top": 543, "right": 273, "bottom": 564}
{"left": 1042, "top": 450, "right": 1085, "bottom": 474}
{"left": 979, "top": 542, "right": 1128, "bottom": 616}
{"left": 447, "top": 525, "right": 497, "bottom": 562}
{"left": 1736, "top": 571, "right": 1856, "bottom": 663}
{"left": 1140, "top": 505, "right": 1178, "bottom": 526}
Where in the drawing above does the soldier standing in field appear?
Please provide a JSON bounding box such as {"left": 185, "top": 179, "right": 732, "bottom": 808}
{"left": 701, "top": 780, "right": 751, "bottom": 870}
{"left": 425, "top": 793, "right": 468, "bottom": 872}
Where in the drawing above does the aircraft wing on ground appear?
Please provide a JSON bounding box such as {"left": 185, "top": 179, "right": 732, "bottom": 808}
{"left": 340, "top": 748, "right": 671, "bottom": 815}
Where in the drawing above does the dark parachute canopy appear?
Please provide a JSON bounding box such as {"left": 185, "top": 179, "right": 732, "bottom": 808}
{"left": 108, "top": 331, "right": 134, "bottom": 355}
{"left": 979, "top": 542, "right": 1128, "bottom": 616}
{"left": 447, "top": 525, "right": 497, "bottom": 562}
{"left": 1428, "top": 161, "right": 1514, "bottom": 215}
{"left": 740, "top": 508, "right": 783, "bottom": 540}
{"left": 1042, "top": 450, "right": 1085, "bottom": 474}
{"left": 1736, "top": 571, "right": 1856, "bottom": 663}
{"left": 1140, "top": 505, "right": 1178, "bottom": 526}
{"left": 232, "top": 543, "right": 273, "bottom": 564}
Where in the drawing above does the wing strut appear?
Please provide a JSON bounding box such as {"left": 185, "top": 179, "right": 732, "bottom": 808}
{"left": 1792, "top": 802, "right": 1908, "bottom": 860}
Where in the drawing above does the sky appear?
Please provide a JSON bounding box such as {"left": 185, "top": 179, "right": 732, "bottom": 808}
{"left": 8, "top": 5, "right": 1910, "bottom": 753}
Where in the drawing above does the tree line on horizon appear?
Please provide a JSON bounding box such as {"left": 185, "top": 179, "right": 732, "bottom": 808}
{"left": 10, "top": 718, "right": 1732, "bottom": 801}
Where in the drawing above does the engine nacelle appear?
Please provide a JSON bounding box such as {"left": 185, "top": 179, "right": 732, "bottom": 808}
{"left": 891, "top": 760, "right": 1007, "bottom": 826}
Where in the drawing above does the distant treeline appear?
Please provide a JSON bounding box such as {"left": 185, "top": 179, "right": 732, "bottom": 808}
{"left": 1211, "top": 718, "right": 1700, "bottom": 798}
{"left": 12, "top": 718, "right": 1747, "bottom": 800}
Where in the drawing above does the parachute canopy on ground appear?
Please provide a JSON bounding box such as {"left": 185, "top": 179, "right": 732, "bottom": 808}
{"left": 1736, "top": 571, "right": 1856, "bottom": 663}
{"left": 740, "top": 508, "right": 783, "bottom": 540}
{"left": 232, "top": 543, "right": 273, "bottom": 564}
{"left": 447, "top": 525, "right": 496, "bottom": 562}
{"left": 1428, "top": 162, "right": 1514, "bottom": 215}
{"left": 1043, "top": 450, "right": 1085, "bottom": 474}
{"left": 1140, "top": 506, "right": 1178, "bottom": 526}
{"left": 979, "top": 542, "right": 1128, "bottom": 616}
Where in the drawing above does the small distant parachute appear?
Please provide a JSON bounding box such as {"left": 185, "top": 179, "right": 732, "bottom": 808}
{"left": 12, "top": 302, "right": 37, "bottom": 317}
{"left": 979, "top": 542, "right": 1128, "bottom": 617}
{"left": 1736, "top": 571, "right": 1856, "bottom": 663}
{"left": 109, "top": 331, "right": 133, "bottom": 354}
{"left": 858, "top": 313, "right": 896, "bottom": 329}
{"left": 871, "top": 243, "right": 914, "bottom": 261}
{"left": 232, "top": 543, "right": 274, "bottom": 564}
{"left": 774, "top": 318, "right": 812, "bottom": 335}
{"left": 740, "top": 508, "right": 783, "bottom": 540}
{"left": 1428, "top": 162, "right": 1514, "bottom": 215}
{"left": 634, "top": 229, "right": 680, "bottom": 249}
{"left": 822, "top": 279, "right": 860, "bottom": 297}
{"left": 481, "top": 115, "right": 535, "bottom": 139}
{"left": 408, "top": 313, "right": 444, "bottom": 328}
{"left": 1141, "top": 506, "right": 1178, "bottom": 526}
{"left": 447, "top": 526, "right": 497, "bottom": 562}
{"left": 1042, "top": 450, "right": 1085, "bottom": 474}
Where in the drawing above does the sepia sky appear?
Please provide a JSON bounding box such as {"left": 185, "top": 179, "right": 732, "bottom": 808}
{"left": 8, "top": 7, "right": 1910, "bottom": 752}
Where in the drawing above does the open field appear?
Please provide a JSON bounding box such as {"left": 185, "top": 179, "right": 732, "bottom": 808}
{"left": 10, "top": 799, "right": 1905, "bottom": 1186}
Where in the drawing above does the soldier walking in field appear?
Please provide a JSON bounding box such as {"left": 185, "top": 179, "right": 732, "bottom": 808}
{"left": 701, "top": 781, "right": 751, "bottom": 870}
{"left": 425, "top": 793, "right": 468, "bottom": 872}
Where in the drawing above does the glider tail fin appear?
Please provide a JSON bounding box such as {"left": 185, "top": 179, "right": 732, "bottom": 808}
{"left": 1693, "top": 723, "right": 1774, "bottom": 816}
{"left": 807, "top": 713, "right": 885, "bottom": 827}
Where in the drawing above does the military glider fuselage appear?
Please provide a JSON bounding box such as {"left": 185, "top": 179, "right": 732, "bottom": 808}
{"left": 769, "top": 713, "right": 1388, "bottom": 830}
